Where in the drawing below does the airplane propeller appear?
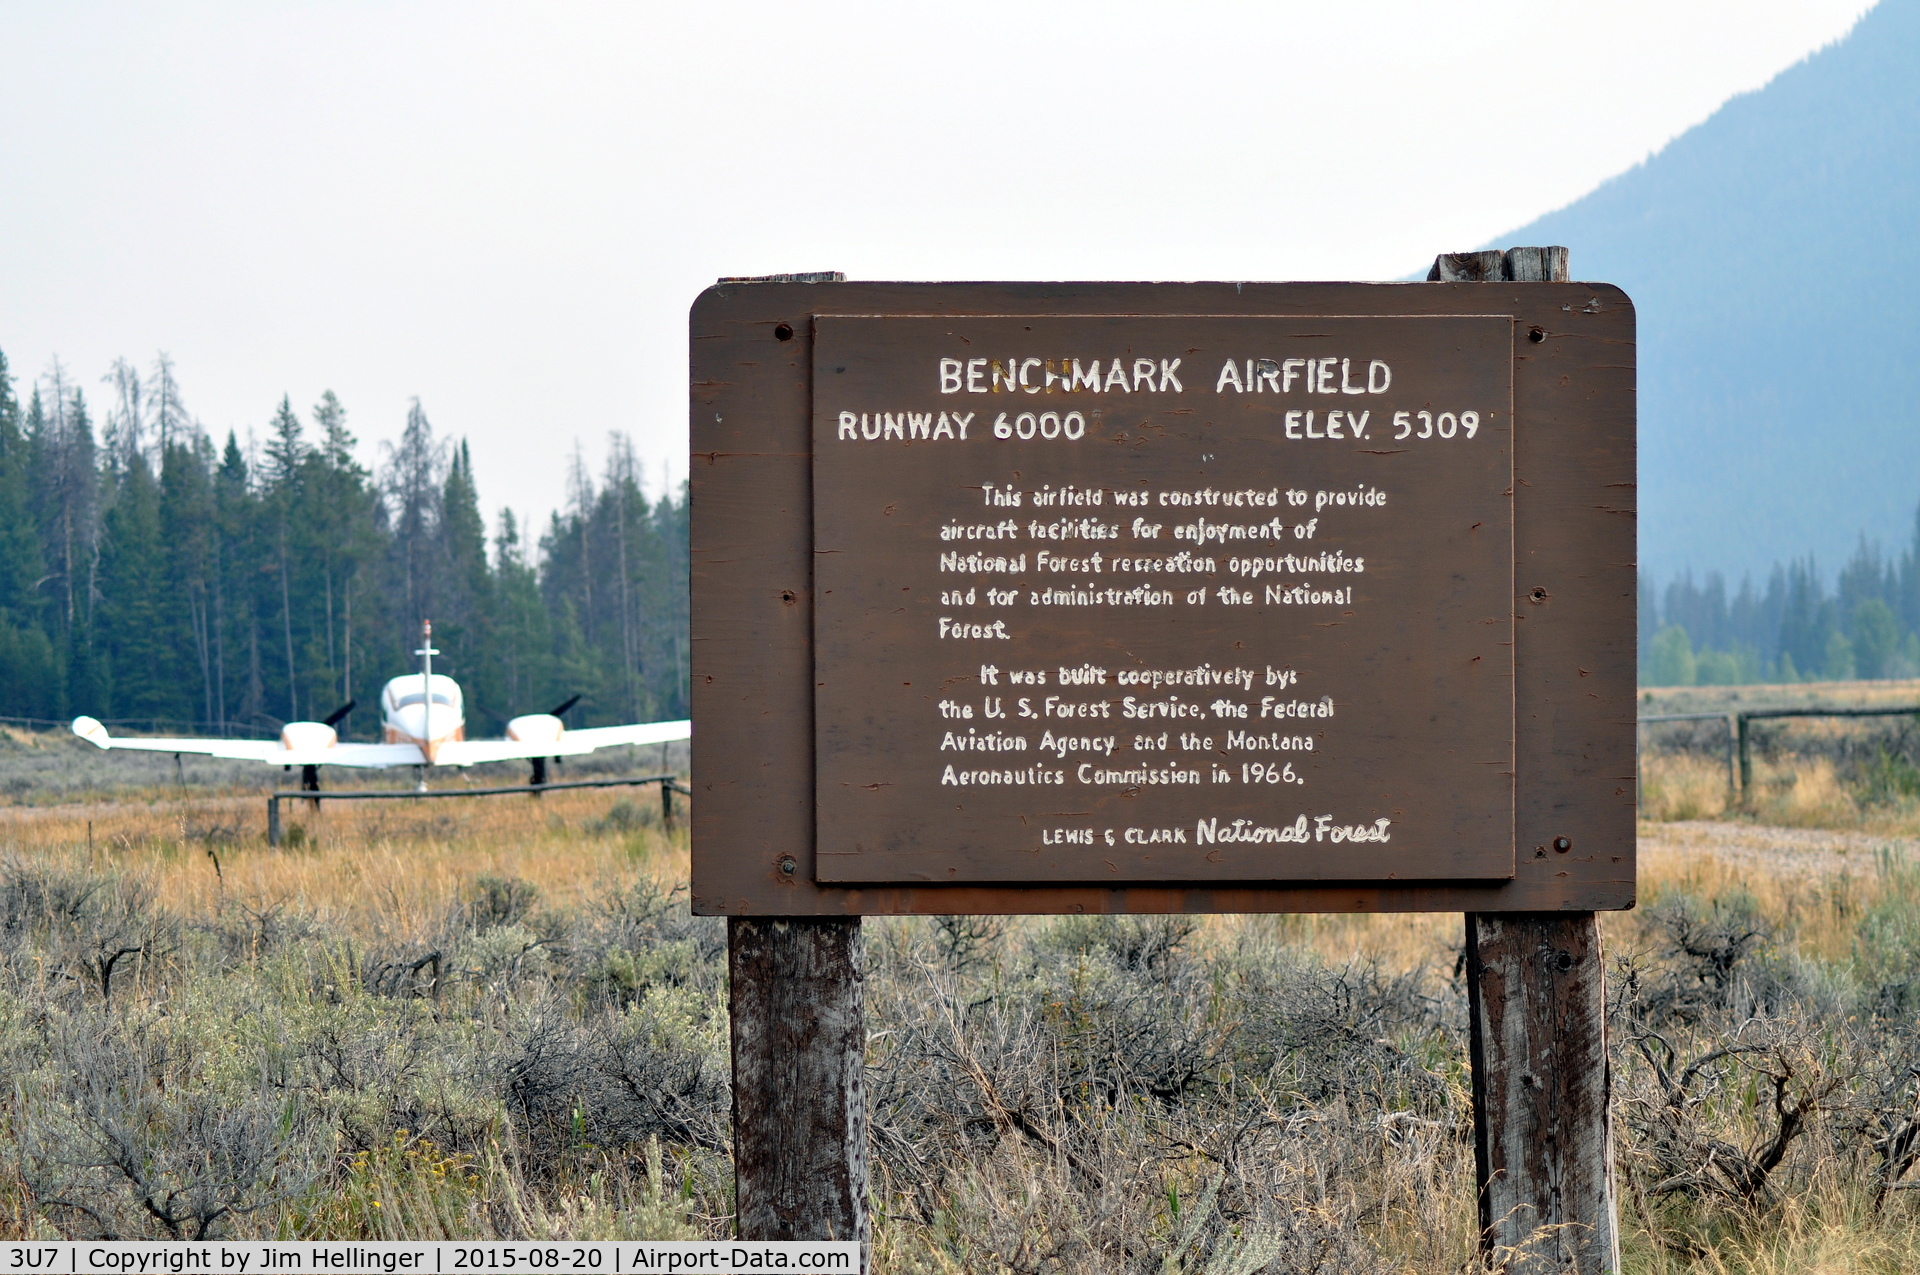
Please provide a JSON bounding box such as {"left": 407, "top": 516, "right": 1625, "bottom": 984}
{"left": 321, "top": 699, "right": 358, "bottom": 729}
{"left": 546, "top": 694, "right": 581, "bottom": 718}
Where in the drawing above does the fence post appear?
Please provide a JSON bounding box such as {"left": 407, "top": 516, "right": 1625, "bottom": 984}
{"left": 1726, "top": 713, "right": 1740, "bottom": 795}
{"left": 1634, "top": 721, "right": 1643, "bottom": 799}
{"left": 266, "top": 795, "right": 281, "bottom": 847}
{"left": 729, "top": 917, "right": 868, "bottom": 1255}
{"left": 1737, "top": 712, "right": 1752, "bottom": 798}
{"left": 1447, "top": 244, "right": 1619, "bottom": 1275}
{"left": 660, "top": 778, "right": 674, "bottom": 828}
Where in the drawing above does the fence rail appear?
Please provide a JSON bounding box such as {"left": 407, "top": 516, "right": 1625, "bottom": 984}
{"left": 267, "top": 773, "right": 691, "bottom": 845}
{"left": 1636, "top": 704, "right": 1920, "bottom": 794}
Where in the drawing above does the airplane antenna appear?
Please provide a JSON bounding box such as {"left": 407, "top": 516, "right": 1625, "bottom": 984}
{"left": 415, "top": 619, "right": 440, "bottom": 769}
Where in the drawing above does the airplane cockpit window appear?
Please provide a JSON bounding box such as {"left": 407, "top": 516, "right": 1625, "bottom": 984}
{"left": 393, "top": 692, "right": 458, "bottom": 709}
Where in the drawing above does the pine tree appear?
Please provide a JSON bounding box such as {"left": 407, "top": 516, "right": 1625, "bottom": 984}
{"left": 1775, "top": 558, "right": 1830, "bottom": 681}
{"left": 162, "top": 433, "right": 221, "bottom": 726}
{"left": 216, "top": 430, "right": 266, "bottom": 726}
{"left": 102, "top": 358, "right": 146, "bottom": 472}
{"left": 303, "top": 390, "right": 378, "bottom": 730}
{"left": 383, "top": 399, "right": 445, "bottom": 632}
{"left": 261, "top": 397, "right": 308, "bottom": 720}
{"left": 436, "top": 440, "right": 493, "bottom": 714}
{"left": 0, "top": 349, "right": 60, "bottom": 718}
{"left": 1898, "top": 505, "right": 1920, "bottom": 638}
{"left": 491, "top": 509, "right": 554, "bottom": 714}
{"left": 148, "top": 353, "right": 190, "bottom": 453}
{"left": 264, "top": 395, "right": 306, "bottom": 489}
{"left": 96, "top": 453, "right": 181, "bottom": 719}
{"left": 33, "top": 381, "right": 108, "bottom": 713}
{"left": 0, "top": 350, "right": 46, "bottom": 623}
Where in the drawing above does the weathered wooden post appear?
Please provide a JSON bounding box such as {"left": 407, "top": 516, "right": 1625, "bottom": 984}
{"left": 701, "top": 271, "right": 870, "bottom": 1258}
{"left": 1737, "top": 711, "right": 1753, "bottom": 798}
{"left": 1726, "top": 712, "right": 1740, "bottom": 795}
{"left": 728, "top": 917, "right": 868, "bottom": 1246}
{"left": 1437, "top": 245, "right": 1620, "bottom": 1275}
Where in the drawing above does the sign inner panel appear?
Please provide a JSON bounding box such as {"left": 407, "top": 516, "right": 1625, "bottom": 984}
{"left": 812, "top": 314, "right": 1516, "bottom": 885}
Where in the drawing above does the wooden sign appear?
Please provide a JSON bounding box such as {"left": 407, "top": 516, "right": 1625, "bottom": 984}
{"left": 691, "top": 283, "right": 1634, "bottom": 916}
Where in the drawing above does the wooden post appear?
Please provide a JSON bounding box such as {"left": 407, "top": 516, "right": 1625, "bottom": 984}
{"left": 1465, "top": 914, "right": 1617, "bottom": 1273}
{"left": 1448, "top": 244, "right": 1619, "bottom": 1275}
{"left": 1634, "top": 721, "right": 1642, "bottom": 801}
{"left": 729, "top": 917, "right": 868, "bottom": 1254}
{"left": 1726, "top": 713, "right": 1740, "bottom": 795}
{"left": 1737, "top": 712, "right": 1752, "bottom": 798}
{"left": 718, "top": 268, "right": 867, "bottom": 1261}
{"left": 266, "top": 795, "right": 281, "bottom": 847}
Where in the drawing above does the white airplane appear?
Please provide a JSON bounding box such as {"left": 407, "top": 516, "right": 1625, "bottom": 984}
{"left": 72, "top": 621, "right": 689, "bottom": 789}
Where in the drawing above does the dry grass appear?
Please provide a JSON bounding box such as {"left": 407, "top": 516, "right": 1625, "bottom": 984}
{"left": 1641, "top": 754, "right": 1736, "bottom": 822}
{"left": 1, "top": 787, "right": 688, "bottom": 937}
{"left": 1640, "top": 750, "right": 1920, "bottom": 835}
{"left": 2, "top": 765, "right": 1920, "bottom": 1270}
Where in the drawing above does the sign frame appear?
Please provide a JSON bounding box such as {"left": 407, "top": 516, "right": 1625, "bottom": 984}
{"left": 690, "top": 280, "right": 1635, "bottom": 916}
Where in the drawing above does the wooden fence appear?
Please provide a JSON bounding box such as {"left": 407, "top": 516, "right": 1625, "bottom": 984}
{"left": 266, "top": 773, "right": 691, "bottom": 845}
{"left": 1638, "top": 706, "right": 1920, "bottom": 794}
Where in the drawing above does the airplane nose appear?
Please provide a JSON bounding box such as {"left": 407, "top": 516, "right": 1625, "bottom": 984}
{"left": 391, "top": 705, "right": 431, "bottom": 740}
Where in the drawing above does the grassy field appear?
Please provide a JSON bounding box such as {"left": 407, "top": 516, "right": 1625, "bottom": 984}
{"left": 1638, "top": 679, "right": 1920, "bottom": 833}
{"left": 0, "top": 726, "right": 1917, "bottom": 1271}
{"left": 1638, "top": 676, "right": 1920, "bottom": 718}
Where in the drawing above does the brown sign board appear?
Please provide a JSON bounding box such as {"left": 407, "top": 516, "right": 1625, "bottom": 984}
{"left": 691, "top": 283, "right": 1635, "bottom": 916}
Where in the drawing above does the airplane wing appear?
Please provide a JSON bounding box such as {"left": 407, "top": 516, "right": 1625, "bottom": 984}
{"left": 72, "top": 717, "right": 426, "bottom": 768}
{"left": 559, "top": 719, "right": 692, "bottom": 750}
{"left": 434, "top": 719, "right": 690, "bottom": 767}
{"left": 432, "top": 739, "right": 554, "bottom": 766}
{"left": 72, "top": 717, "right": 286, "bottom": 761}
{"left": 284, "top": 743, "right": 428, "bottom": 768}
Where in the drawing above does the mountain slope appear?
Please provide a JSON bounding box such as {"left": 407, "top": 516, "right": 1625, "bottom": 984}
{"left": 1494, "top": 0, "right": 1920, "bottom": 584}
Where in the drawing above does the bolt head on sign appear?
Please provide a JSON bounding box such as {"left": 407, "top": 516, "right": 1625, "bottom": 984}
{"left": 689, "top": 283, "right": 1636, "bottom": 915}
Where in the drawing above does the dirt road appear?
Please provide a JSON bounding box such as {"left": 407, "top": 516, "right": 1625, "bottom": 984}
{"left": 1639, "top": 819, "right": 1919, "bottom": 879}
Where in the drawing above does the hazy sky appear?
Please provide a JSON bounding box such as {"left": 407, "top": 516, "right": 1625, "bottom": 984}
{"left": 0, "top": 1, "right": 1876, "bottom": 537}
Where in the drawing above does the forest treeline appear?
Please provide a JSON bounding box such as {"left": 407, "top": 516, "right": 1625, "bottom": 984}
{"left": 10, "top": 344, "right": 1914, "bottom": 719}
{"left": 1641, "top": 510, "right": 1920, "bottom": 686}
{"left": 0, "top": 350, "right": 686, "bottom": 737}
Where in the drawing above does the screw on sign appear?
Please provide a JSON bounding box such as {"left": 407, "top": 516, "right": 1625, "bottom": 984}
{"left": 692, "top": 257, "right": 1633, "bottom": 1273}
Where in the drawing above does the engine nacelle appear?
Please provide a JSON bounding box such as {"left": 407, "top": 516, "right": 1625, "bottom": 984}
{"left": 279, "top": 721, "right": 339, "bottom": 752}
{"left": 506, "top": 714, "right": 565, "bottom": 745}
